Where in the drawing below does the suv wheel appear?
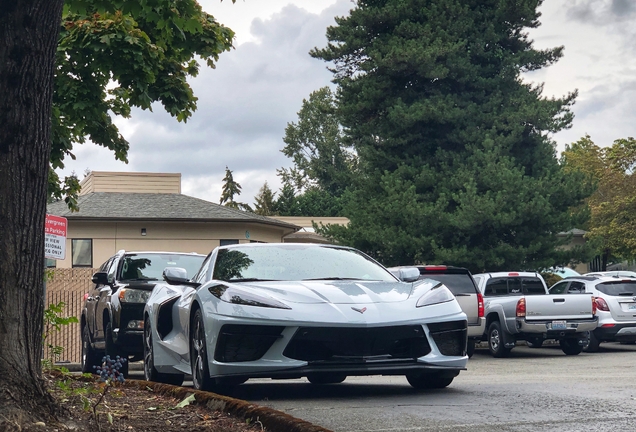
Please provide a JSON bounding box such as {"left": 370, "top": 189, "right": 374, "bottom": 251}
{"left": 105, "top": 322, "right": 129, "bottom": 378}
{"left": 81, "top": 325, "right": 101, "bottom": 373}
{"left": 583, "top": 331, "right": 601, "bottom": 353}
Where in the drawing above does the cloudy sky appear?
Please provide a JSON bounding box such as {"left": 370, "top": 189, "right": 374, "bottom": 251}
{"left": 57, "top": 0, "right": 636, "bottom": 206}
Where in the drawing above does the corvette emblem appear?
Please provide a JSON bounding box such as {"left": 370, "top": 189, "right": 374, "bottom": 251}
{"left": 352, "top": 307, "right": 367, "bottom": 314}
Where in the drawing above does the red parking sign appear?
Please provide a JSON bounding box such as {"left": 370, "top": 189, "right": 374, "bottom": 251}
{"left": 45, "top": 214, "right": 67, "bottom": 260}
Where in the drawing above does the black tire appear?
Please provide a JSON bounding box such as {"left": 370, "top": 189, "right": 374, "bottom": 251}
{"left": 307, "top": 374, "right": 347, "bottom": 385}
{"left": 81, "top": 325, "right": 101, "bottom": 374}
{"left": 144, "top": 317, "right": 185, "bottom": 386}
{"left": 105, "top": 322, "right": 129, "bottom": 378}
{"left": 191, "top": 309, "right": 215, "bottom": 392}
{"left": 466, "top": 340, "right": 476, "bottom": 358}
{"left": 560, "top": 338, "right": 583, "bottom": 356}
{"left": 488, "top": 321, "right": 512, "bottom": 358}
{"left": 526, "top": 337, "right": 544, "bottom": 348}
{"left": 406, "top": 373, "right": 455, "bottom": 389}
{"left": 583, "top": 331, "right": 601, "bottom": 353}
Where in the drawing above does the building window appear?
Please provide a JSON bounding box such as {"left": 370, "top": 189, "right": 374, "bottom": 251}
{"left": 220, "top": 239, "right": 239, "bottom": 246}
{"left": 72, "top": 239, "right": 93, "bottom": 267}
{"left": 45, "top": 258, "right": 57, "bottom": 268}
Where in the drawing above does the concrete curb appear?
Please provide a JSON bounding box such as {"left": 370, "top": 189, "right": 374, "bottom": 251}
{"left": 52, "top": 367, "right": 332, "bottom": 432}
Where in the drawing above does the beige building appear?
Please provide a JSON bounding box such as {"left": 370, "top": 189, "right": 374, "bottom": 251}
{"left": 46, "top": 172, "right": 301, "bottom": 268}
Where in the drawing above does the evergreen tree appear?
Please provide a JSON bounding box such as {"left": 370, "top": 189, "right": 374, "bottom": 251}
{"left": 219, "top": 166, "right": 252, "bottom": 211}
{"left": 312, "top": 0, "right": 590, "bottom": 271}
{"left": 254, "top": 182, "right": 277, "bottom": 216}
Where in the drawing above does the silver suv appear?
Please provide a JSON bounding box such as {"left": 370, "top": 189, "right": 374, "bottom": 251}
{"left": 549, "top": 275, "right": 636, "bottom": 351}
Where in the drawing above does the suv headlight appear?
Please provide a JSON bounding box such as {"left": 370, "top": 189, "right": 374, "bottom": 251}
{"left": 118, "top": 288, "right": 151, "bottom": 303}
{"left": 416, "top": 285, "right": 455, "bottom": 308}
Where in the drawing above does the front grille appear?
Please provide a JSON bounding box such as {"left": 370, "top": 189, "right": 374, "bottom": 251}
{"left": 283, "top": 325, "right": 431, "bottom": 362}
{"left": 428, "top": 320, "right": 467, "bottom": 356}
{"left": 215, "top": 324, "right": 284, "bottom": 362}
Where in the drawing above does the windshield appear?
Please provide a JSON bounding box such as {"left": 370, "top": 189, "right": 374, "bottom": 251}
{"left": 212, "top": 245, "right": 396, "bottom": 282}
{"left": 596, "top": 281, "right": 636, "bottom": 296}
{"left": 120, "top": 253, "right": 205, "bottom": 281}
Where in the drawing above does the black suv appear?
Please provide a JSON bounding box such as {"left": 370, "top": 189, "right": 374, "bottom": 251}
{"left": 80, "top": 250, "right": 205, "bottom": 375}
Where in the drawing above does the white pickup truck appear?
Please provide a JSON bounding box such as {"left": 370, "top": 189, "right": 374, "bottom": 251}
{"left": 472, "top": 272, "right": 598, "bottom": 357}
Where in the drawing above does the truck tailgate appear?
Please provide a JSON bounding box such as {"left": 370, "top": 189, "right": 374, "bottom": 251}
{"left": 524, "top": 294, "right": 594, "bottom": 321}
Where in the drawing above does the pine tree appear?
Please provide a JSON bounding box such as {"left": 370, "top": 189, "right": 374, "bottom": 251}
{"left": 219, "top": 166, "right": 252, "bottom": 212}
{"left": 254, "top": 182, "right": 277, "bottom": 216}
{"left": 312, "top": 0, "right": 590, "bottom": 271}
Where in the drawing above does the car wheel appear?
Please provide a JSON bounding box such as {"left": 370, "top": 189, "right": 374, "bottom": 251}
{"left": 307, "top": 373, "right": 346, "bottom": 385}
{"left": 190, "top": 309, "right": 215, "bottom": 392}
{"left": 488, "top": 321, "right": 511, "bottom": 358}
{"left": 105, "top": 322, "right": 129, "bottom": 378}
{"left": 583, "top": 331, "right": 601, "bottom": 353}
{"left": 560, "top": 338, "right": 583, "bottom": 356}
{"left": 81, "top": 325, "right": 102, "bottom": 374}
{"left": 466, "top": 340, "right": 476, "bottom": 358}
{"left": 144, "top": 317, "right": 184, "bottom": 386}
{"left": 406, "top": 373, "right": 455, "bottom": 389}
{"left": 526, "top": 337, "right": 544, "bottom": 348}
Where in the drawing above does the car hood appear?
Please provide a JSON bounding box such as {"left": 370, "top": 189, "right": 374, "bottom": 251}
{"left": 231, "top": 280, "right": 416, "bottom": 304}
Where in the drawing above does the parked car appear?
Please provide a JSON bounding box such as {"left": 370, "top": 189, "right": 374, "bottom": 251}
{"left": 549, "top": 275, "right": 636, "bottom": 351}
{"left": 143, "top": 243, "right": 468, "bottom": 391}
{"left": 472, "top": 271, "right": 598, "bottom": 357}
{"left": 81, "top": 250, "right": 206, "bottom": 375}
{"left": 388, "top": 265, "right": 485, "bottom": 357}
{"left": 584, "top": 270, "right": 636, "bottom": 279}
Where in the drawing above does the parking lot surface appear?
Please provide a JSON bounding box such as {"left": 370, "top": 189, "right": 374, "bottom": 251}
{"left": 223, "top": 343, "right": 636, "bottom": 432}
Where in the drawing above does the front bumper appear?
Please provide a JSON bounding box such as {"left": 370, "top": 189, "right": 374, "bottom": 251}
{"left": 516, "top": 317, "right": 598, "bottom": 338}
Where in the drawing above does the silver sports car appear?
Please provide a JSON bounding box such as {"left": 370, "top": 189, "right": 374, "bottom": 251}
{"left": 143, "top": 243, "right": 468, "bottom": 391}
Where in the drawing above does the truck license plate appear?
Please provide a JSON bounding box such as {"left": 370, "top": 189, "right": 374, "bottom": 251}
{"left": 551, "top": 320, "right": 567, "bottom": 330}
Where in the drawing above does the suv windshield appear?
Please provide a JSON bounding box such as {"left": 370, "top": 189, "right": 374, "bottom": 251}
{"left": 212, "top": 245, "right": 396, "bottom": 282}
{"left": 596, "top": 281, "right": 636, "bottom": 296}
{"left": 120, "top": 253, "right": 204, "bottom": 281}
{"left": 420, "top": 273, "right": 477, "bottom": 294}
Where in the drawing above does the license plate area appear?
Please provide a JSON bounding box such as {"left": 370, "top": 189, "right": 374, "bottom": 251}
{"left": 626, "top": 303, "right": 636, "bottom": 311}
{"left": 550, "top": 320, "right": 567, "bottom": 330}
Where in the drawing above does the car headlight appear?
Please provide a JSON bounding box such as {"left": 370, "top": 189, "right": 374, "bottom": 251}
{"left": 209, "top": 284, "right": 291, "bottom": 309}
{"left": 118, "top": 289, "right": 152, "bottom": 303}
{"left": 416, "top": 285, "right": 455, "bottom": 308}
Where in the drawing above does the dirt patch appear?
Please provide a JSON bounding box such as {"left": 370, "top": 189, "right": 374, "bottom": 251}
{"left": 25, "top": 371, "right": 333, "bottom": 432}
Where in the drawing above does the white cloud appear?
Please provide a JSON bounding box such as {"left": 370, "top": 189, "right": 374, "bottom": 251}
{"left": 57, "top": 0, "right": 636, "bottom": 205}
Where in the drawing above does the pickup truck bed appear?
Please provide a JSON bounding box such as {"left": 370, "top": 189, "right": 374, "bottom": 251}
{"left": 472, "top": 271, "right": 598, "bottom": 357}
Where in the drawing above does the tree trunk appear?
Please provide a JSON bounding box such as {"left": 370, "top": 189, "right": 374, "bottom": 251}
{"left": 0, "top": 0, "right": 64, "bottom": 428}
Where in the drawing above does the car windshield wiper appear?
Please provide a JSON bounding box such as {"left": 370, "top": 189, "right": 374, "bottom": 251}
{"left": 618, "top": 292, "right": 635, "bottom": 296}
{"left": 227, "top": 278, "right": 276, "bottom": 282}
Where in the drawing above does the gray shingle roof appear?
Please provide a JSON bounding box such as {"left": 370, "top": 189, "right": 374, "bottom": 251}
{"left": 47, "top": 192, "right": 299, "bottom": 229}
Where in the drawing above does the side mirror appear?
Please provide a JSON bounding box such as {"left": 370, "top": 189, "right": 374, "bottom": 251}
{"left": 162, "top": 267, "right": 200, "bottom": 287}
{"left": 91, "top": 272, "right": 109, "bottom": 285}
{"left": 389, "top": 267, "right": 421, "bottom": 283}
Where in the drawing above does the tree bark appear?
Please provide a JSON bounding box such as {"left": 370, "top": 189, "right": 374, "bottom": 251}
{"left": 0, "top": 0, "right": 64, "bottom": 428}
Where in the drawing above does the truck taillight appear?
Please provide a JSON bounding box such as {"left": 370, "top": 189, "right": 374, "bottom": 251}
{"left": 83, "top": 292, "right": 89, "bottom": 301}
{"left": 592, "top": 296, "right": 597, "bottom": 315}
{"left": 477, "top": 292, "right": 484, "bottom": 318}
{"left": 516, "top": 298, "right": 526, "bottom": 317}
{"left": 595, "top": 297, "right": 610, "bottom": 312}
